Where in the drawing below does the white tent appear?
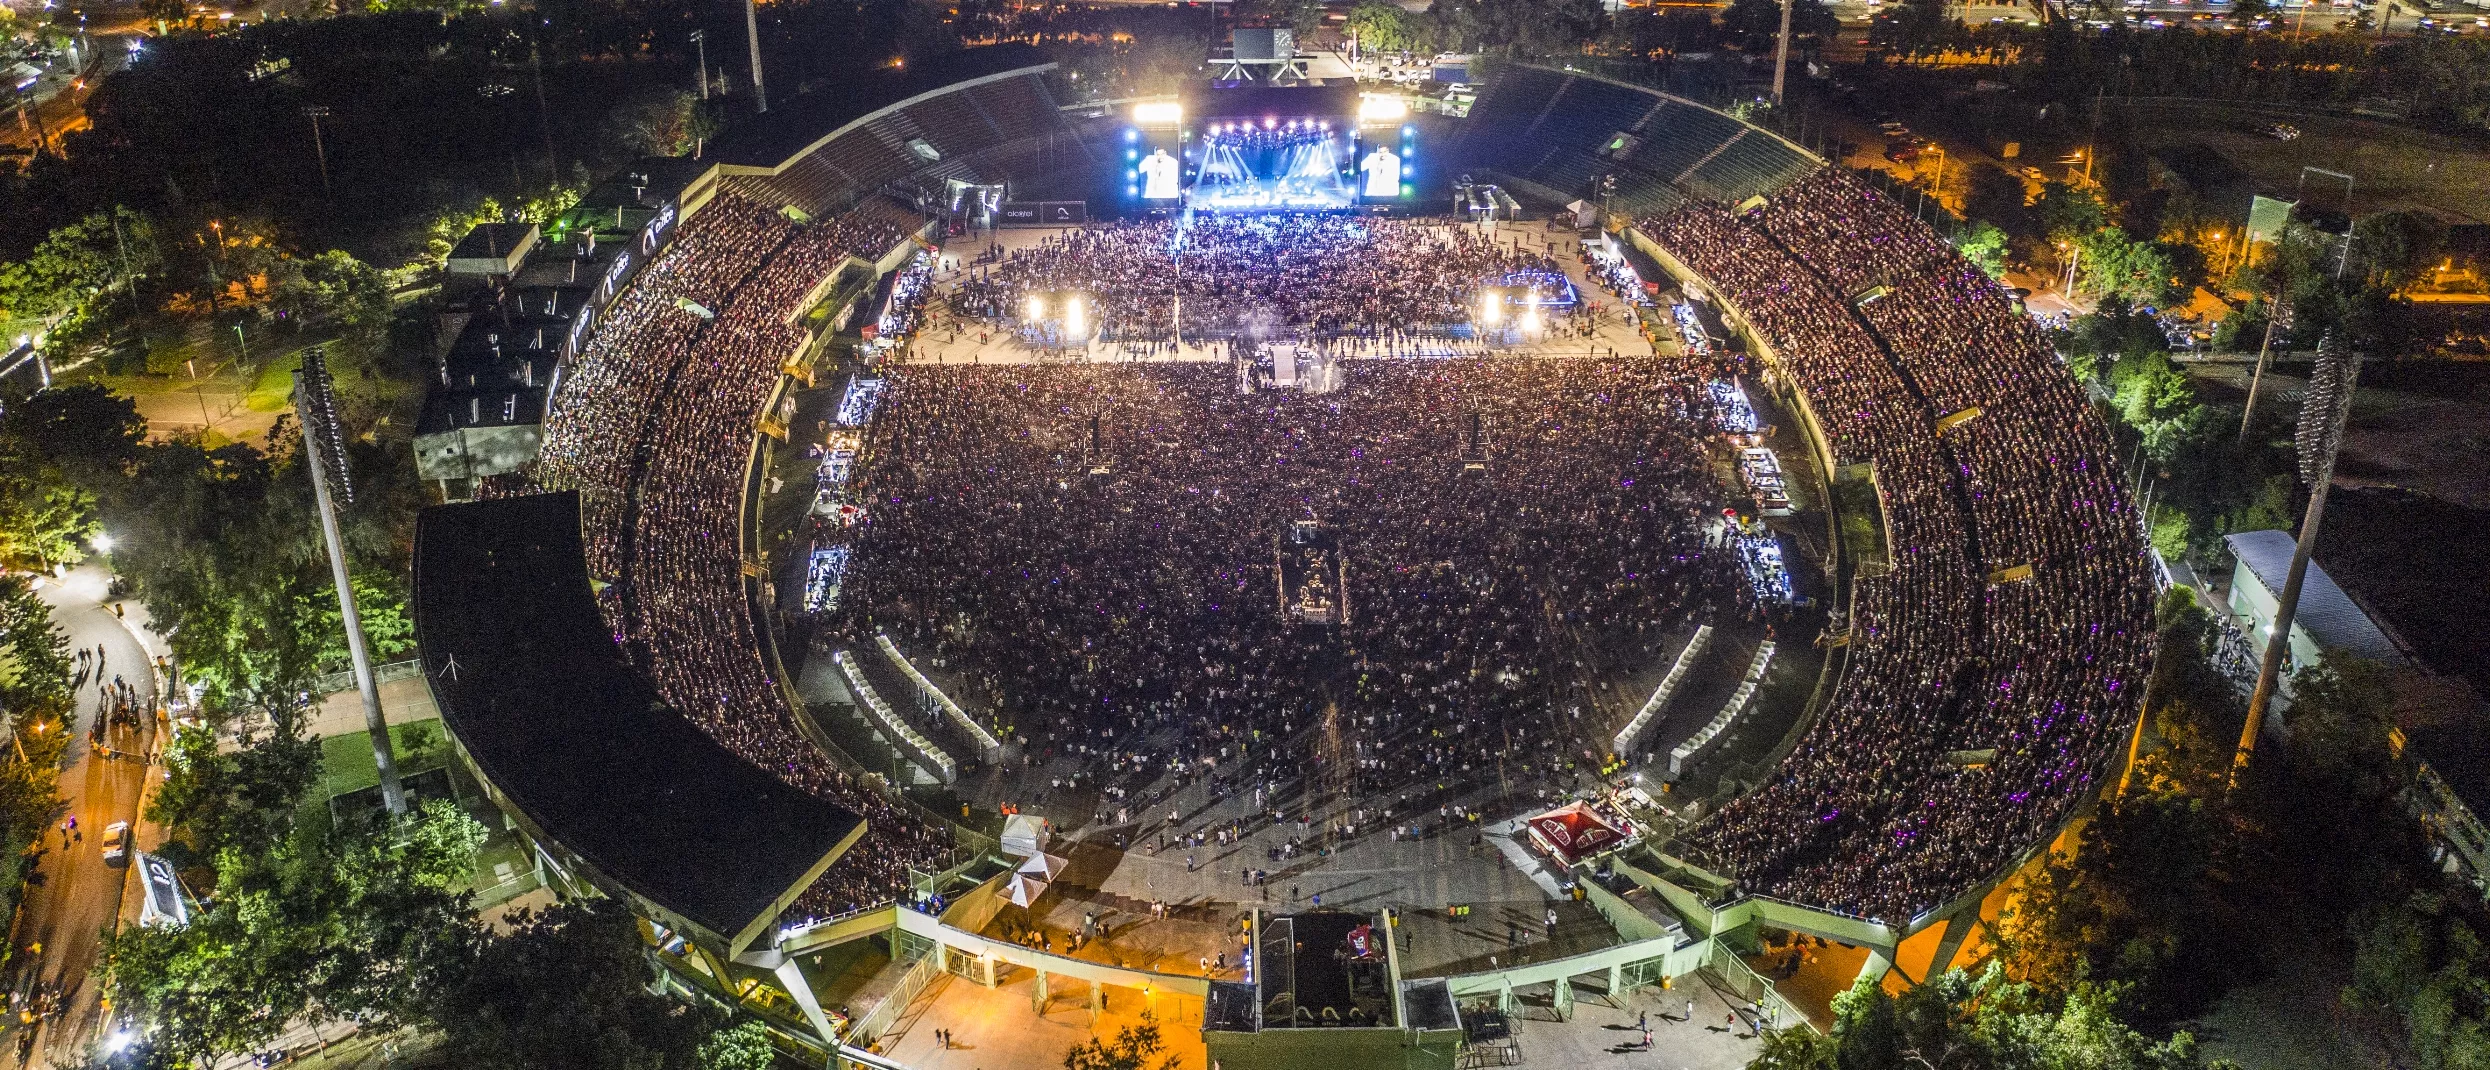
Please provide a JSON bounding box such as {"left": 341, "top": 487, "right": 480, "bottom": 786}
{"left": 1567, "top": 199, "right": 1599, "bottom": 229}
{"left": 1016, "top": 851, "right": 1068, "bottom": 881}
{"left": 1001, "top": 813, "right": 1052, "bottom": 858}
{"left": 1005, "top": 872, "right": 1052, "bottom": 908}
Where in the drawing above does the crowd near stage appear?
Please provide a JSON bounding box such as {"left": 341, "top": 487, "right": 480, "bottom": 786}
{"left": 890, "top": 217, "right": 1661, "bottom": 365}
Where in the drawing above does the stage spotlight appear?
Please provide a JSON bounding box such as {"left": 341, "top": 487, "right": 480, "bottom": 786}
{"left": 1065, "top": 296, "right": 1086, "bottom": 337}
{"left": 1133, "top": 100, "right": 1183, "bottom": 124}
{"left": 1477, "top": 291, "right": 1501, "bottom": 326}
{"left": 1026, "top": 296, "right": 1046, "bottom": 323}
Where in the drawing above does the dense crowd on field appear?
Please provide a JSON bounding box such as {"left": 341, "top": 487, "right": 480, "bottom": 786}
{"left": 831, "top": 357, "right": 1756, "bottom": 846}
{"left": 1639, "top": 168, "right": 2153, "bottom": 922}
{"left": 515, "top": 193, "right": 943, "bottom": 921}
{"left": 946, "top": 216, "right": 1575, "bottom": 339}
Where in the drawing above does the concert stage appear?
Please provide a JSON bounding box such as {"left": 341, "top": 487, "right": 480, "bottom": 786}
{"left": 1126, "top": 83, "right": 1417, "bottom": 214}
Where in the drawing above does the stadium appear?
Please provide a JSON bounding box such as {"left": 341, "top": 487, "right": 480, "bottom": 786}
{"left": 410, "top": 40, "right": 2154, "bottom": 1070}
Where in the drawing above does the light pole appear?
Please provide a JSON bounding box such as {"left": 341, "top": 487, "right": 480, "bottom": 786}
{"left": 303, "top": 105, "right": 332, "bottom": 195}
{"left": 2238, "top": 295, "right": 2289, "bottom": 441}
{"left": 2232, "top": 332, "right": 2357, "bottom": 792}
{"left": 1926, "top": 144, "right": 1946, "bottom": 210}
{"left": 296, "top": 349, "right": 407, "bottom": 816}
{"left": 1771, "top": 0, "right": 1794, "bottom": 106}
{"left": 744, "top": 0, "right": 768, "bottom": 113}
{"left": 691, "top": 29, "right": 709, "bottom": 100}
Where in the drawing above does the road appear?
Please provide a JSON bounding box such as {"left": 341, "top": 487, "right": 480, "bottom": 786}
{"left": 11, "top": 566, "right": 166, "bottom": 1070}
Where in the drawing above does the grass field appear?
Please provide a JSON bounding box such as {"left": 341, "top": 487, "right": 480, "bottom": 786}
{"left": 2116, "top": 100, "right": 2490, "bottom": 226}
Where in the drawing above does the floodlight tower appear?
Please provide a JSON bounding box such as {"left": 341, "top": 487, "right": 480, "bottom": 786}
{"left": 2231, "top": 330, "right": 2357, "bottom": 791}
{"left": 1772, "top": 0, "right": 1795, "bottom": 106}
{"left": 297, "top": 349, "right": 406, "bottom": 815}
{"left": 745, "top": 0, "right": 768, "bottom": 113}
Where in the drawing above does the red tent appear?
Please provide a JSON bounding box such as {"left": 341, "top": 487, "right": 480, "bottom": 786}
{"left": 1522, "top": 801, "right": 1628, "bottom": 867}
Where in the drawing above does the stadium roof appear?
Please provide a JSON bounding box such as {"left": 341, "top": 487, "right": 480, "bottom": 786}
{"left": 705, "top": 43, "right": 1054, "bottom": 170}
{"left": 412, "top": 492, "right": 865, "bottom": 951}
{"left": 2226, "top": 529, "right": 2405, "bottom": 666}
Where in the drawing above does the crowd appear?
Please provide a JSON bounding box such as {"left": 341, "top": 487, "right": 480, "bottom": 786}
{"left": 523, "top": 192, "right": 942, "bottom": 921}
{"left": 506, "top": 164, "right": 2146, "bottom": 929}
{"left": 946, "top": 216, "right": 1577, "bottom": 340}
{"left": 1638, "top": 168, "right": 2154, "bottom": 923}
{"left": 831, "top": 358, "right": 1759, "bottom": 853}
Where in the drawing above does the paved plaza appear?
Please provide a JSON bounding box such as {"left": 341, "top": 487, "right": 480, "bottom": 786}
{"left": 869, "top": 971, "right": 1209, "bottom": 1070}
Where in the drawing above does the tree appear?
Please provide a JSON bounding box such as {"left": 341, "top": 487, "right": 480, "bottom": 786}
{"left": 1956, "top": 221, "right": 2010, "bottom": 279}
{"left": 1869, "top": 0, "right": 1952, "bottom": 58}
{"left": 0, "top": 574, "right": 71, "bottom": 918}
{"left": 147, "top": 721, "right": 320, "bottom": 868}
{"left": 1232, "top": 0, "right": 1325, "bottom": 37}
{"left": 1753, "top": 965, "right": 2236, "bottom": 1070}
{"left": 0, "top": 438, "right": 99, "bottom": 571}
{"left": 1346, "top": 1, "right": 1414, "bottom": 52}
{"left": 2077, "top": 227, "right": 2183, "bottom": 305}
{"left": 105, "top": 777, "right": 486, "bottom": 1068}
{"left": 2, "top": 383, "right": 148, "bottom": 481}
{"left": 0, "top": 208, "right": 159, "bottom": 339}
{"left": 698, "top": 1021, "right": 779, "bottom": 1070}
{"left": 2351, "top": 211, "right": 2448, "bottom": 291}
{"left": 423, "top": 901, "right": 720, "bottom": 1070}
{"left": 2035, "top": 181, "right": 2113, "bottom": 241}
{"left": 602, "top": 88, "right": 717, "bottom": 160}
{"left": 267, "top": 250, "right": 392, "bottom": 338}
{"left": 2225, "top": 0, "right": 2270, "bottom": 25}
{"left": 1723, "top": 0, "right": 1837, "bottom": 50}
{"left": 1065, "top": 1022, "right": 1179, "bottom": 1070}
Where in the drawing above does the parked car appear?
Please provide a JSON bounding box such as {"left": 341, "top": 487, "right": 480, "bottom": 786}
{"left": 2265, "top": 122, "right": 2301, "bottom": 140}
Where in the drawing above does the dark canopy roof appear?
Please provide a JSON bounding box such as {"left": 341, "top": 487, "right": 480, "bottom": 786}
{"left": 1186, "top": 82, "right": 1358, "bottom": 122}
{"left": 706, "top": 44, "right": 1055, "bottom": 169}
{"left": 413, "top": 492, "right": 863, "bottom": 946}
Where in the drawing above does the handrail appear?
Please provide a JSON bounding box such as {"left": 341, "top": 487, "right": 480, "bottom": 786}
{"left": 848, "top": 953, "right": 945, "bottom": 1046}
{"left": 1670, "top": 641, "right": 1774, "bottom": 774}
{"left": 1614, "top": 625, "right": 1711, "bottom": 755}
{"left": 876, "top": 633, "right": 1004, "bottom": 759}
{"left": 834, "top": 650, "right": 958, "bottom": 783}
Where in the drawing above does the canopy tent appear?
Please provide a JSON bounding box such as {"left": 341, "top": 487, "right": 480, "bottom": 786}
{"left": 1521, "top": 800, "right": 1629, "bottom": 868}
{"left": 1001, "top": 813, "right": 1053, "bottom": 858}
{"left": 1005, "top": 872, "right": 1053, "bottom": 907}
{"left": 1016, "top": 851, "right": 1068, "bottom": 881}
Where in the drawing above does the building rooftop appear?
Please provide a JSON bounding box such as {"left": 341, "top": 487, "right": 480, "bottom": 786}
{"left": 412, "top": 492, "right": 865, "bottom": 948}
{"left": 2226, "top": 528, "right": 2406, "bottom": 666}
